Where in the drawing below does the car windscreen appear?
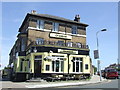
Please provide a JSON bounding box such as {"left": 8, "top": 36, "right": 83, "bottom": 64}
{"left": 107, "top": 69, "right": 117, "bottom": 72}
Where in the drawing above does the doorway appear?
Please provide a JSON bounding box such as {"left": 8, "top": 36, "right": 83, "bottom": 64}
{"left": 34, "top": 60, "right": 42, "bottom": 77}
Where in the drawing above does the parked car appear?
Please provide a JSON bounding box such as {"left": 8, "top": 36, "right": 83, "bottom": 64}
{"left": 101, "top": 70, "right": 105, "bottom": 77}
{"left": 105, "top": 68, "right": 119, "bottom": 79}
{"left": 97, "top": 70, "right": 105, "bottom": 77}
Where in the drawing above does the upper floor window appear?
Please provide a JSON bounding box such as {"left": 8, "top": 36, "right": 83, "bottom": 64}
{"left": 52, "top": 22, "right": 59, "bottom": 32}
{"left": 15, "top": 52, "right": 18, "bottom": 59}
{"left": 21, "top": 38, "right": 26, "bottom": 51}
{"left": 36, "top": 38, "right": 44, "bottom": 45}
{"left": 37, "top": 20, "right": 44, "bottom": 29}
{"left": 72, "top": 26, "right": 77, "bottom": 34}
{"left": 76, "top": 42, "right": 82, "bottom": 48}
{"left": 57, "top": 41, "right": 64, "bottom": 46}
{"left": 67, "top": 42, "right": 73, "bottom": 47}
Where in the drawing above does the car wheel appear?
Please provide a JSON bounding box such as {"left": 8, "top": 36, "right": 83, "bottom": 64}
{"left": 117, "top": 77, "right": 119, "bottom": 79}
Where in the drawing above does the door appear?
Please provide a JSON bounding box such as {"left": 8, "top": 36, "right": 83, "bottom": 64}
{"left": 34, "top": 60, "right": 42, "bottom": 77}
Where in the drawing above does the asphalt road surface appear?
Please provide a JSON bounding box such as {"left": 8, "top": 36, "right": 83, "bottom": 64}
{"left": 1, "top": 79, "right": 120, "bottom": 90}
{"left": 58, "top": 79, "right": 119, "bottom": 89}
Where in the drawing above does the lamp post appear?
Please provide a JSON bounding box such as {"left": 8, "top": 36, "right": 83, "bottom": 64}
{"left": 96, "top": 29, "right": 107, "bottom": 81}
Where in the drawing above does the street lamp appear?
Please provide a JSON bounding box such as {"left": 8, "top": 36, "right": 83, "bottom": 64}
{"left": 96, "top": 29, "right": 107, "bottom": 81}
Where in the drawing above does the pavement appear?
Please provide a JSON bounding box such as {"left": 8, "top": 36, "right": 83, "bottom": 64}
{"left": 25, "top": 75, "right": 110, "bottom": 88}
{"left": 1, "top": 75, "right": 110, "bottom": 88}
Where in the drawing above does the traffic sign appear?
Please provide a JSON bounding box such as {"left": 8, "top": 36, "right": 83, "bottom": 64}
{"left": 94, "top": 50, "right": 99, "bottom": 59}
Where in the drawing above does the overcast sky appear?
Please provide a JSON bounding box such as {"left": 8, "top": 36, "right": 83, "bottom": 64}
{"left": 1, "top": 2, "right": 118, "bottom": 69}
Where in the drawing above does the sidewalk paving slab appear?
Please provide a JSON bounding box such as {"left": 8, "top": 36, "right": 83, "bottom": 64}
{"left": 25, "top": 75, "right": 110, "bottom": 88}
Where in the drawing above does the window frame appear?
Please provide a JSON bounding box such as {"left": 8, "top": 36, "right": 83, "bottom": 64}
{"left": 67, "top": 42, "right": 73, "bottom": 47}
{"left": 46, "top": 65, "right": 50, "bottom": 71}
{"left": 57, "top": 41, "right": 64, "bottom": 46}
{"left": 72, "top": 25, "right": 78, "bottom": 34}
{"left": 34, "top": 55, "right": 42, "bottom": 60}
{"left": 51, "top": 56, "right": 64, "bottom": 73}
{"left": 72, "top": 57, "right": 83, "bottom": 72}
{"left": 52, "top": 22, "right": 59, "bottom": 32}
{"left": 36, "top": 38, "right": 44, "bottom": 45}
{"left": 85, "top": 64, "right": 89, "bottom": 70}
{"left": 37, "top": 20, "right": 45, "bottom": 30}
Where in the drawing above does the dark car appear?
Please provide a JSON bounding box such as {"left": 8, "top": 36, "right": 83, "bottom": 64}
{"left": 101, "top": 70, "right": 105, "bottom": 77}
{"left": 105, "top": 68, "right": 119, "bottom": 79}
{"left": 97, "top": 70, "right": 105, "bottom": 77}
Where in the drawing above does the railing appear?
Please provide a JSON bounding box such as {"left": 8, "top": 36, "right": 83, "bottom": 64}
{"left": 28, "top": 40, "right": 89, "bottom": 49}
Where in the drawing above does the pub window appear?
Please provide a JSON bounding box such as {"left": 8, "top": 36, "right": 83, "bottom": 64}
{"left": 80, "top": 58, "right": 83, "bottom": 72}
{"left": 72, "top": 57, "right": 83, "bottom": 72}
{"left": 20, "top": 59, "right": 24, "bottom": 71}
{"left": 28, "top": 60, "right": 30, "bottom": 68}
{"left": 61, "top": 61, "right": 64, "bottom": 72}
{"left": 73, "top": 62, "right": 75, "bottom": 72}
{"left": 67, "top": 42, "right": 73, "bottom": 47}
{"left": 85, "top": 64, "right": 89, "bottom": 69}
{"left": 46, "top": 65, "right": 50, "bottom": 71}
{"left": 76, "top": 43, "right": 82, "bottom": 48}
{"left": 20, "top": 61, "right": 23, "bottom": 71}
{"left": 56, "top": 60, "right": 59, "bottom": 72}
{"left": 57, "top": 41, "right": 64, "bottom": 46}
{"left": 52, "top": 61, "right": 55, "bottom": 71}
{"left": 25, "top": 66, "right": 27, "bottom": 71}
{"left": 76, "top": 62, "right": 79, "bottom": 72}
{"left": 37, "top": 20, "right": 44, "bottom": 29}
{"left": 34, "top": 55, "right": 42, "bottom": 60}
{"left": 52, "top": 22, "right": 59, "bottom": 32}
{"left": 21, "top": 38, "right": 26, "bottom": 51}
{"left": 72, "top": 26, "right": 78, "bottom": 34}
{"left": 36, "top": 38, "right": 44, "bottom": 45}
{"left": 15, "top": 52, "right": 18, "bottom": 59}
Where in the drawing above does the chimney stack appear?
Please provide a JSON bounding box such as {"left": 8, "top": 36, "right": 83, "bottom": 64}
{"left": 74, "top": 14, "right": 80, "bottom": 22}
{"left": 31, "top": 10, "right": 37, "bottom": 14}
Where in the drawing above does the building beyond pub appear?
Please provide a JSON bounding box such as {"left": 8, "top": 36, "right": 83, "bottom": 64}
{"left": 8, "top": 10, "right": 93, "bottom": 81}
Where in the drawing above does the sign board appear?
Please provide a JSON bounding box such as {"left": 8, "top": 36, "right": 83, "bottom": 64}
{"left": 50, "top": 33, "right": 72, "bottom": 39}
{"left": 58, "top": 49, "right": 78, "bottom": 54}
{"left": 94, "top": 50, "right": 99, "bottom": 59}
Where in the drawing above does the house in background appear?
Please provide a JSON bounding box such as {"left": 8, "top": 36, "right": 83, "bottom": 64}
{"left": 8, "top": 10, "right": 92, "bottom": 81}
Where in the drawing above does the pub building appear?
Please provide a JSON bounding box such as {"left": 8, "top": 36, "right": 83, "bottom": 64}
{"left": 9, "top": 10, "right": 92, "bottom": 81}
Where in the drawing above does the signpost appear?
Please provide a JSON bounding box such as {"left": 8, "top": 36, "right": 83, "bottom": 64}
{"left": 94, "top": 50, "right": 99, "bottom": 59}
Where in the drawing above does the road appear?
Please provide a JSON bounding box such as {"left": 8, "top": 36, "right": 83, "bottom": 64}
{"left": 1, "top": 79, "right": 119, "bottom": 90}
{"left": 58, "top": 79, "right": 119, "bottom": 89}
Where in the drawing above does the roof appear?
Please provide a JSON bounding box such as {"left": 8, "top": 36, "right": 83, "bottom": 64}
{"left": 19, "top": 13, "right": 88, "bottom": 32}
{"left": 31, "top": 13, "right": 88, "bottom": 25}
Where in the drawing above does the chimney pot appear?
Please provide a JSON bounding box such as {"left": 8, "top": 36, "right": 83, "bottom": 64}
{"left": 74, "top": 14, "right": 80, "bottom": 22}
{"left": 31, "top": 10, "right": 37, "bottom": 14}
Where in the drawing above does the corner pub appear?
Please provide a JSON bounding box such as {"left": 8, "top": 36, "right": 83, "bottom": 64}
{"left": 8, "top": 10, "right": 93, "bottom": 81}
